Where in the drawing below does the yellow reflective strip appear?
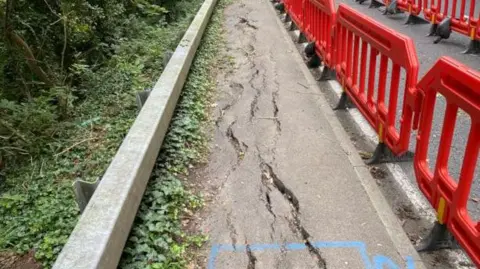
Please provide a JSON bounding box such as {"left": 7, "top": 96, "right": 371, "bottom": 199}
{"left": 378, "top": 124, "right": 384, "bottom": 143}
{"left": 432, "top": 14, "right": 436, "bottom": 24}
{"left": 437, "top": 197, "right": 446, "bottom": 224}
{"left": 408, "top": 4, "right": 412, "bottom": 13}
{"left": 471, "top": 28, "right": 476, "bottom": 40}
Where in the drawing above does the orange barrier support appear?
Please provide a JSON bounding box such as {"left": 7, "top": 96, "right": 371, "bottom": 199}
{"left": 303, "top": 0, "right": 336, "bottom": 69}
{"left": 334, "top": 4, "right": 420, "bottom": 157}
{"left": 415, "top": 57, "right": 480, "bottom": 267}
{"left": 284, "top": 0, "right": 305, "bottom": 29}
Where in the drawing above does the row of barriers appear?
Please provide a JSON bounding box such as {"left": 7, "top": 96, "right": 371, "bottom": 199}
{"left": 275, "top": 0, "right": 480, "bottom": 266}
{"left": 361, "top": 0, "right": 480, "bottom": 53}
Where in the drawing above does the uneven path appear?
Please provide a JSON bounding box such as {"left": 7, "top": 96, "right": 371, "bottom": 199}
{"left": 192, "top": 0, "right": 425, "bottom": 268}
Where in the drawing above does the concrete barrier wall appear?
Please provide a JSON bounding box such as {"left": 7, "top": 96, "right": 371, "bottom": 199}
{"left": 52, "top": 0, "right": 218, "bottom": 268}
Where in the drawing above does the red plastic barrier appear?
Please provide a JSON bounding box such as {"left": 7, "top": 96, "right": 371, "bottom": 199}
{"left": 396, "top": 0, "right": 423, "bottom": 17}
{"left": 423, "top": 0, "right": 479, "bottom": 39}
{"left": 303, "top": 0, "right": 336, "bottom": 68}
{"left": 415, "top": 57, "right": 480, "bottom": 267}
{"left": 334, "top": 4, "right": 420, "bottom": 156}
{"left": 284, "top": 0, "right": 305, "bottom": 29}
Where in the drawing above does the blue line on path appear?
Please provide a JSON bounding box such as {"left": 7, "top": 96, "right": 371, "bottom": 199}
{"left": 208, "top": 241, "right": 416, "bottom": 269}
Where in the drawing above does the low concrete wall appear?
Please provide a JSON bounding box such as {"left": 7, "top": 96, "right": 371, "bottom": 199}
{"left": 52, "top": 0, "right": 218, "bottom": 268}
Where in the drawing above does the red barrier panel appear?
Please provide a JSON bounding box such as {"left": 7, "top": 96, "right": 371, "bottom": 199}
{"left": 284, "top": 0, "right": 305, "bottom": 29}
{"left": 334, "top": 4, "right": 420, "bottom": 156}
{"left": 415, "top": 57, "right": 480, "bottom": 267}
{"left": 303, "top": 0, "right": 336, "bottom": 68}
{"left": 396, "top": 0, "right": 423, "bottom": 17}
{"left": 423, "top": 0, "right": 479, "bottom": 39}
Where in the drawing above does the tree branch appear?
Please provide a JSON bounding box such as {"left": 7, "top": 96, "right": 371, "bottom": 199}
{"left": 0, "top": 119, "right": 29, "bottom": 143}
{"left": 2, "top": 0, "right": 54, "bottom": 87}
{"left": 61, "top": 15, "right": 67, "bottom": 70}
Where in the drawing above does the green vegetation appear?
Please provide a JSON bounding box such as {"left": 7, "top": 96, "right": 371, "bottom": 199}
{"left": 0, "top": 0, "right": 206, "bottom": 267}
{"left": 120, "top": 1, "right": 229, "bottom": 268}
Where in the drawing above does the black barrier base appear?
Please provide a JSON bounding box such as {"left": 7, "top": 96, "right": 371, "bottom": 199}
{"left": 307, "top": 54, "right": 322, "bottom": 69}
{"left": 298, "top": 32, "right": 307, "bottom": 43}
{"left": 369, "top": 0, "right": 384, "bottom": 8}
{"left": 305, "top": 42, "right": 316, "bottom": 58}
{"left": 332, "top": 91, "right": 357, "bottom": 110}
{"left": 289, "top": 21, "right": 298, "bottom": 31}
{"left": 358, "top": 0, "right": 368, "bottom": 4}
{"left": 404, "top": 14, "right": 429, "bottom": 25}
{"left": 318, "top": 66, "right": 337, "bottom": 81}
{"left": 463, "top": 40, "right": 480, "bottom": 54}
{"left": 366, "top": 143, "right": 414, "bottom": 165}
{"left": 382, "top": 0, "right": 402, "bottom": 15}
{"left": 333, "top": 92, "right": 348, "bottom": 110}
{"left": 416, "top": 221, "right": 459, "bottom": 252}
{"left": 427, "top": 23, "right": 438, "bottom": 37}
{"left": 275, "top": 3, "right": 285, "bottom": 13}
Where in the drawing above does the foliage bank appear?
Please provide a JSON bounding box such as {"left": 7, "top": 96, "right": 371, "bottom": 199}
{"left": 0, "top": 0, "right": 203, "bottom": 267}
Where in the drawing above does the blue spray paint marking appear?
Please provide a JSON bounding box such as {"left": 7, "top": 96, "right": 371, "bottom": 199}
{"left": 208, "top": 241, "right": 416, "bottom": 269}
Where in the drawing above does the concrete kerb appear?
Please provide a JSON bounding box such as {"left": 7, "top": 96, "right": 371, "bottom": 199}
{"left": 265, "top": 1, "right": 428, "bottom": 268}
{"left": 52, "top": 1, "right": 218, "bottom": 268}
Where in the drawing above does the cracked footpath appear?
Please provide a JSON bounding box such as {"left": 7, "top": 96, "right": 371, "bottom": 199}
{"left": 193, "top": 0, "right": 426, "bottom": 268}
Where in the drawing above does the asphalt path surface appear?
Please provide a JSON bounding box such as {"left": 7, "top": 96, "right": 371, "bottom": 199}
{"left": 332, "top": 0, "right": 480, "bottom": 220}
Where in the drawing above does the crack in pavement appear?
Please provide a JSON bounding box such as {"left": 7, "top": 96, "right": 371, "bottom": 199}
{"left": 268, "top": 49, "right": 282, "bottom": 162}
{"left": 261, "top": 173, "right": 277, "bottom": 219}
{"left": 216, "top": 82, "right": 245, "bottom": 127}
{"left": 234, "top": 18, "right": 264, "bottom": 123}
{"left": 239, "top": 17, "right": 259, "bottom": 30}
{"left": 260, "top": 172, "right": 277, "bottom": 239}
{"left": 246, "top": 242, "right": 257, "bottom": 269}
{"left": 272, "top": 91, "right": 281, "bottom": 132}
{"left": 249, "top": 68, "right": 261, "bottom": 121}
{"left": 227, "top": 211, "right": 238, "bottom": 249}
{"left": 274, "top": 243, "right": 288, "bottom": 269}
{"left": 260, "top": 161, "right": 327, "bottom": 268}
{"left": 227, "top": 120, "right": 248, "bottom": 164}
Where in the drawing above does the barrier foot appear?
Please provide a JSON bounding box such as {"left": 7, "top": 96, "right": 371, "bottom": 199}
{"left": 275, "top": 2, "right": 285, "bottom": 13}
{"left": 318, "top": 66, "right": 336, "bottom": 81}
{"left": 462, "top": 40, "right": 480, "bottom": 54}
{"left": 73, "top": 179, "right": 101, "bottom": 214}
{"left": 404, "top": 14, "right": 428, "bottom": 25}
{"left": 427, "top": 23, "right": 438, "bottom": 37}
{"left": 358, "top": 0, "right": 368, "bottom": 4}
{"left": 298, "top": 32, "right": 307, "bottom": 43}
{"left": 416, "top": 221, "right": 459, "bottom": 252}
{"left": 305, "top": 42, "right": 316, "bottom": 58}
{"left": 307, "top": 54, "right": 322, "bottom": 69}
{"left": 366, "top": 143, "right": 414, "bottom": 165}
{"left": 383, "top": 0, "right": 402, "bottom": 15}
{"left": 369, "top": 0, "right": 384, "bottom": 8}
{"left": 333, "top": 92, "right": 351, "bottom": 110}
{"left": 289, "top": 22, "right": 297, "bottom": 31}
{"left": 433, "top": 18, "right": 452, "bottom": 44}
